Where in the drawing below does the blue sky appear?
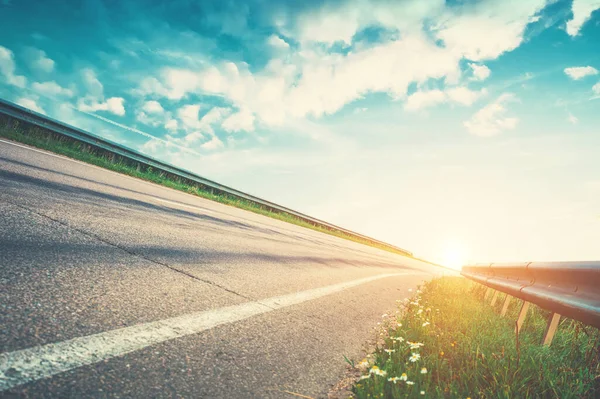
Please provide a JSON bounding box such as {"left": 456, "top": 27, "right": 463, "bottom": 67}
{"left": 1, "top": 0, "right": 599, "bottom": 265}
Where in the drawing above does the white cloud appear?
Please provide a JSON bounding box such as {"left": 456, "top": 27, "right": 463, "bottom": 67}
{"left": 136, "top": 0, "right": 548, "bottom": 129}
{"left": 469, "top": 63, "right": 491, "bottom": 81}
{"left": 78, "top": 68, "right": 128, "bottom": 116}
{"left": 81, "top": 68, "right": 104, "bottom": 97}
{"left": 568, "top": 113, "right": 579, "bottom": 124}
{"left": 140, "top": 139, "right": 162, "bottom": 154}
{"left": 291, "top": 0, "right": 445, "bottom": 45}
{"left": 183, "top": 131, "right": 204, "bottom": 143}
{"left": 141, "top": 35, "right": 463, "bottom": 127}
{"left": 464, "top": 93, "right": 519, "bottom": 136}
{"left": 405, "top": 87, "right": 486, "bottom": 111}
{"left": 165, "top": 118, "right": 179, "bottom": 131}
{"left": 16, "top": 97, "right": 45, "bottom": 114}
{"left": 0, "top": 45, "right": 26, "bottom": 88}
{"left": 31, "top": 81, "right": 74, "bottom": 97}
{"left": 201, "top": 107, "right": 231, "bottom": 125}
{"left": 292, "top": 0, "right": 359, "bottom": 44}
{"left": 564, "top": 66, "right": 599, "bottom": 80}
{"left": 404, "top": 89, "right": 446, "bottom": 111}
{"left": 141, "top": 100, "right": 164, "bottom": 114}
{"left": 178, "top": 104, "right": 202, "bottom": 129}
{"left": 178, "top": 104, "right": 230, "bottom": 135}
{"left": 104, "top": 98, "right": 126, "bottom": 116}
{"left": 134, "top": 77, "right": 171, "bottom": 98}
{"left": 200, "top": 136, "right": 224, "bottom": 150}
{"left": 566, "top": 0, "right": 600, "bottom": 36}
{"left": 78, "top": 97, "right": 126, "bottom": 116}
{"left": 136, "top": 101, "right": 168, "bottom": 127}
{"left": 593, "top": 82, "right": 600, "bottom": 95}
{"left": 432, "top": 0, "right": 549, "bottom": 61}
{"left": 286, "top": 36, "right": 461, "bottom": 117}
{"left": 268, "top": 35, "right": 290, "bottom": 50}
{"left": 446, "top": 87, "right": 487, "bottom": 106}
{"left": 163, "top": 69, "right": 201, "bottom": 100}
{"left": 26, "top": 48, "right": 54, "bottom": 73}
{"left": 136, "top": 111, "right": 160, "bottom": 127}
{"left": 222, "top": 108, "right": 255, "bottom": 132}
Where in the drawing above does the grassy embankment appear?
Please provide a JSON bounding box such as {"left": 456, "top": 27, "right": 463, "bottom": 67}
{"left": 351, "top": 277, "right": 599, "bottom": 398}
{"left": 0, "top": 117, "right": 410, "bottom": 256}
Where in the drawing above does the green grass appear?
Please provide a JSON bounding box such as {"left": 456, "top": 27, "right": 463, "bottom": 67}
{"left": 0, "top": 118, "right": 412, "bottom": 257}
{"left": 351, "top": 277, "right": 600, "bottom": 398}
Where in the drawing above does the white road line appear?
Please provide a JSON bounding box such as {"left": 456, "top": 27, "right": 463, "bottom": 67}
{"left": 0, "top": 272, "right": 424, "bottom": 391}
{"left": 151, "top": 197, "right": 216, "bottom": 215}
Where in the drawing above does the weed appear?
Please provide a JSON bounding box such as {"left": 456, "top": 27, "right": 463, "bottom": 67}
{"left": 352, "top": 277, "right": 600, "bottom": 398}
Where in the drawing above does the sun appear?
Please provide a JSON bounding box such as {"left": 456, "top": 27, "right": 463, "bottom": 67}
{"left": 441, "top": 241, "right": 468, "bottom": 271}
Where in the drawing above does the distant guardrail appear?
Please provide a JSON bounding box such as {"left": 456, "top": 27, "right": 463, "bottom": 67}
{"left": 462, "top": 261, "right": 600, "bottom": 344}
{"left": 0, "top": 98, "right": 413, "bottom": 257}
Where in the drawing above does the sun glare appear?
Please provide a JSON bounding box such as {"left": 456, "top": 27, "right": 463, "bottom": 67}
{"left": 441, "top": 241, "right": 468, "bottom": 271}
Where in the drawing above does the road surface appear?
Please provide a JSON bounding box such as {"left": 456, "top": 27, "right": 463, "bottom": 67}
{"left": 0, "top": 138, "right": 446, "bottom": 398}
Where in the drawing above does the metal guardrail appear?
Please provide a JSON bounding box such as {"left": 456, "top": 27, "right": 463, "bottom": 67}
{"left": 0, "top": 98, "right": 413, "bottom": 257}
{"left": 462, "top": 261, "right": 600, "bottom": 344}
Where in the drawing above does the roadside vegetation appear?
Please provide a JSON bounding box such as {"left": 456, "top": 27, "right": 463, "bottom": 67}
{"left": 0, "top": 116, "right": 410, "bottom": 257}
{"left": 351, "top": 277, "right": 600, "bottom": 398}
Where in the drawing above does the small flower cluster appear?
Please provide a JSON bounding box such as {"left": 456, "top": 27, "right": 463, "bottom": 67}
{"left": 369, "top": 365, "right": 387, "bottom": 377}
{"left": 408, "top": 341, "right": 425, "bottom": 350}
{"left": 355, "top": 285, "right": 435, "bottom": 398}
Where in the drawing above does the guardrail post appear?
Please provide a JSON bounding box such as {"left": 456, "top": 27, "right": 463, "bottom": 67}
{"left": 484, "top": 287, "right": 492, "bottom": 300}
{"left": 515, "top": 301, "right": 529, "bottom": 333}
{"left": 500, "top": 295, "right": 512, "bottom": 316}
{"left": 490, "top": 291, "right": 499, "bottom": 306}
{"left": 542, "top": 313, "right": 561, "bottom": 346}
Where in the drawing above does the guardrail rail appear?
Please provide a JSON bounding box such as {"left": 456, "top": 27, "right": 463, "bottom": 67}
{"left": 0, "top": 98, "right": 413, "bottom": 257}
{"left": 462, "top": 261, "right": 600, "bottom": 345}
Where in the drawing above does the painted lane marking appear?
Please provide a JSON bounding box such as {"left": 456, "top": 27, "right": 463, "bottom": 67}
{"left": 0, "top": 272, "right": 426, "bottom": 391}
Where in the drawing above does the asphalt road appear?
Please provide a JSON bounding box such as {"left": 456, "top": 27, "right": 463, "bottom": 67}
{"left": 0, "top": 138, "right": 448, "bottom": 398}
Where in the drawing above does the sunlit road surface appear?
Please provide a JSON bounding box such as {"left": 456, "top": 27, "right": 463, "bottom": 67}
{"left": 0, "top": 139, "right": 447, "bottom": 398}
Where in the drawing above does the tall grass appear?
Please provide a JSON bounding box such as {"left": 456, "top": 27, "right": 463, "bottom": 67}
{"left": 0, "top": 118, "right": 412, "bottom": 257}
{"left": 352, "top": 277, "right": 600, "bottom": 398}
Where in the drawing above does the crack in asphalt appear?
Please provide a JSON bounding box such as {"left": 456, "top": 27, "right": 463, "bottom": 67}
{"left": 3, "top": 199, "right": 269, "bottom": 308}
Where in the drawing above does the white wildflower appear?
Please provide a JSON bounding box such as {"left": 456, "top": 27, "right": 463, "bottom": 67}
{"left": 408, "top": 341, "right": 424, "bottom": 349}
{"left": 357, "top": 359, "right": 370, "bottom": 370}
{"left": 369, "top": 366, "right": 387, "bottom": 377}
